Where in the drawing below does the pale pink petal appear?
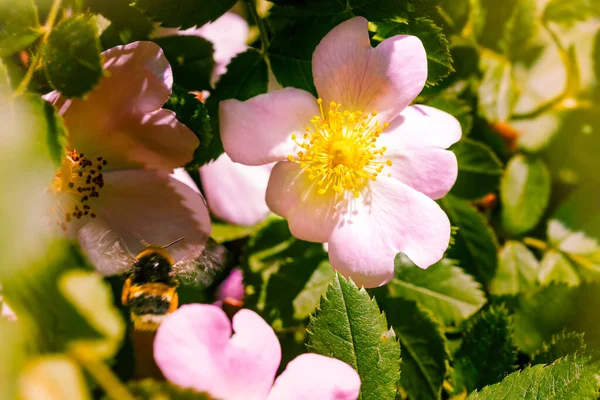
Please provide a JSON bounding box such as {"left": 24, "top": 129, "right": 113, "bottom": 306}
{"left": 89, "top": 169, "right": 210, "bottom": 263}
{"left": 220, "top": 88, "right": 319, "bottom": 165}
{"left": 385, "top": 149, "right": 458, "bottom": 199}
{"left": 267, "top": 354, "right": 360, "bottom": 400}
{"left": 312, "top": 17, "right": 427, "bottom": 123}
{"left": 45, "top": 41, "right": 198, "bottom": 171}
{"left": 327, "top": 177, "right": 451, "bottom": 288}
{"left": 154, "top": 305, "right": 281, "bottom": 400}
{"left": 200, "top": 153, "right": 272, "bottom": 226}
{"left": 265, "top": 161, "right": 340, "bottom": 243}
{"left": 196, "top": 12, "right": 249, "bottom": 84}
{"left": 216, "top": 268, "right": 245, "bottom": 303}
{"left": 378, "top": 105, "right": 462, "bottom": 150}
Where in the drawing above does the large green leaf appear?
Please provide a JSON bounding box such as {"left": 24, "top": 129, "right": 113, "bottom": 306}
{"left": 388, "top": 255, "right": 486, "bottom": 326}
{"left": 0, "top": 0, "right": 41, "bottom": 57}
{"left": 453, "top": 307, "right": 517, "bottom": 393}
{"left": 307, "top": 274, "right": 401, "bottom": 400}
{"left": 531, "top": 332, "right": 587, "bottom": 365}
{"left": 467, "top": 355, "right": 600, "bottom": 399}
{"left": 385, "top": 298, "right": 449, "bottom": 400}
{"left": 153, "top": 35, "right": 215, "bottom": 91}
{"left": 499, "top": 0, "right": 537, "bottom": 62}
{"left": 449, "top": 139, "right": 503, "bottom": 200}
{"left": 478, "top": 54, "right": 517, "bottom": 122}
{"left": 490, "top": 241, "right": 539, "bottom": 295}
{"left": 439, "top": 194, "right": 499, "bottom": 287}
{"left": 500, "top": 155, "right": 551, "bottom": 237}
{"left": 203, "top": 49, "right": 268, "bottom": 164}
{"left": 44, "top": 15, "right": 104, "bottom": 98}
{"left": 373, "top": 18, "right": 453, "bottom": 86}
{"left": 164, "top": 85, "right": 213, "bottom": 169}
{"left": 132, "top": 0, "right": 236, "bottom": 29}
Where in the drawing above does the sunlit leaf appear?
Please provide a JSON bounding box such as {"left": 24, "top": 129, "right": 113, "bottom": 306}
{"left": 132, "top": 0, "right": 236, "bottom": 29}
{"left": 538, "top": 250, "right": 581, "bottom": 286}
{"left": 490, "top": 241, "right": 539, "bottom": 295}
{"left": 543, "top": 0, "right": 600, "bottom": 28}
{"left": 467, "top": 355, "right": 600, "bottom": 399}
{"left": 0, "top": 0, "right": 41, "bottom": 57}
{"left": 19, "top": 356, "right": 91, "bottom": 400}
{"left": 388, "top": 255, "right": 486, "bottom": 326}
{"left": 531, "top": 332, "right": 587, "bottom": 365}
{"left": 500, "top": 155, "right": 551, "bottom": 236}
{"left": 308, "top": 273, "right": 401, "bottom": 400}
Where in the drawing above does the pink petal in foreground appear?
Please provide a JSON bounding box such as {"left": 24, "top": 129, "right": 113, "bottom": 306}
{"left": 220, "top": 88, "right": 319, "bottom": 165}
{"left": 266, "top": 161, "right": 340, "bottom": 243}
{"left": 200, "top": 153, "right": 272, "bottom": 226}
{"left": 45, "top": 41, "right": 198, "bottom": 171}
{"left": 267, "top": 354, "right": 360, "bottom": 400}
{"left": 312, "top": 17, "right": 427, "bottom": 123}
{"left": 154, "top": 305, "right": 281, "bottom": 400}
{"left": 327, "top": 177, "right": 451, "bottom": 288}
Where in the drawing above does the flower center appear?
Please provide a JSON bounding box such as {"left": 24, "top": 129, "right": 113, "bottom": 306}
{"left": 47, "top": 148, "right": 107, "bottom": 231}
{"left": 288, "top": 99, "right": 392, "bottom": 198}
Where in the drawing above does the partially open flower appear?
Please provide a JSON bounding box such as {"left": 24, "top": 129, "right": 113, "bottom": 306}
{"left": 154, "top": 304, "right": 361, "bottom": 400}
{"left": 44, "top": 41, "right": 210, "bottom": 265}
{"left": 220, "top": 17, "right": 461, "bottom": 287}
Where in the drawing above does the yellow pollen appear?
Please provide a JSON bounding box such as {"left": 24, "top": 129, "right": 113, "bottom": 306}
{"left": 46, "top": 147, "right": 107, "bottom": 231}
{"left": 288, "top": 99, "right": 393, "bottom": 197}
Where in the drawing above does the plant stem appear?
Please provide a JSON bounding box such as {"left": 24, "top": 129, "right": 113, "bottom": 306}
{"left": 523, "top": 237, "right": 548, "bottom": 251}
{"left": 71, "top": 345, "right": 136, "bottom": 400}
{"left": 245, "top": 0, "right": 270, "bottom": 54}
{"left": 13, "top": 0, "right": 63, "bottom": 97}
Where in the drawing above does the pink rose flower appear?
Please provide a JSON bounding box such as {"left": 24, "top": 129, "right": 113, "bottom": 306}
{"left": 44, "top": 41, "right": 211, "bottom": 267}
{"left": 154, "top": 304, "right": 361, "bottom": 400}
{"left": 219, "top": 17, "right": 461, "bottom": 288}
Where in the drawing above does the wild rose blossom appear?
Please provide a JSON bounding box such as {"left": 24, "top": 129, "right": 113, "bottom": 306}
{"left": 44, "top": 41, "right": 211, "bottom": 268}
{"left": 154, "top": 304, "right": 360, "bottom": 400}
{"left": 220, "top": 17, "right": 461, "bottom": 287}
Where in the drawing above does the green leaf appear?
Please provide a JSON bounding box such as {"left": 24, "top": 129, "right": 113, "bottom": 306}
{"left": 203, "top": 49, "right": 268, "bottom": 163}
{"left": 490, "top": 241, "right": 539, "bottom": 295}
{"left": 551, "top": 185, "right": 600, "bottom": 240}
{"left": 499, "top": 0, "right": 538, "bottom": 62}
{"left": 543, "top": 0, "right": 600, "bottom": 27}
{"left": 268, "top": 15, "right": 349, "bottom": 96}
{"left": 19, "top": 356, "right": 91, "bottom": 400}
{"left": 531, "top": 332, "right": 587, "bottom": 365}
{"left": 439, "top": 194, "right": 499, "bottom": 287}
{"left": 126, "top": 379, "right": 214, "bottom": 399}
{"left": 388, "top": 255, "right": 486, "bottom": 326}
{"left": 385, "top": 298, "right": 450, "bottom": 400}
{"left": 373, "top": 18, "right": 453, "bottom": 86}
{"left": 88, "top": 0, "right": 153, "bottom": 48}
{"left": 210, "top": 221, "right": 260, "bottom": 244}
{"left": 133, "top": 0, "right": 236, "bottom": 29}
{"left": 0, "top": 0, "right": 41, "bottom": 57}
{"left": 478, "top": 54, "right": 517, "bottom": 122}
{"left": 0, "top": 240, "right": 118, "bottom": 357}
{"left": 153, "top": 35, "right": 215, "bottom": 91}
{"left": 164, "top": 85, "right": 213, "bottom": 169}
{"left": 44, "top": 15, "right": 104, "bottom": 98}
{"left": 466, "top": 355, "right": 600, "bottom": 400}
{"left": 449, "top": 139, "right": 503, "bottom": 200}
{"left": 307, "top": 273, "right": 401, "bottom": 400}
{"left": 0, "top": 320, "right": 28, "bottom": 400}
{"left": 500, "top": 155, "right": 551, "bottom": 236}
{"left": 59, "top": 271, "right": 125, "bottom": 359}
{"left": 425, "top": 95, "right": 473, "bottom": 136}
{"left": 453, "top": 306, "right": 517, "bottom": 392}
{"left": 538, "top": 250, "right": 581, "bottom": 286}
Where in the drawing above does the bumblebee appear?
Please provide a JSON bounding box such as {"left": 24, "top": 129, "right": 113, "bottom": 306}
{"left": 78, "top": 223, "right": 228, "bottom": 331}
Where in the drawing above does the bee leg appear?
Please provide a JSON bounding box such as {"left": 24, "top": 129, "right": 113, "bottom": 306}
{"left": 121, "top": 278, "right": 132, "bottom": 306}
{"left": 169, "top": 291, "right": 179, "bottom": 313}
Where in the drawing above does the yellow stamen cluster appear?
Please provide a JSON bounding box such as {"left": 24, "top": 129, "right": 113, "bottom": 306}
{"left": 47, "top": 148, "right": 107, "bottom": 230}
{"left": 288, "top": 99, "right": 392, "bottom": 198}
